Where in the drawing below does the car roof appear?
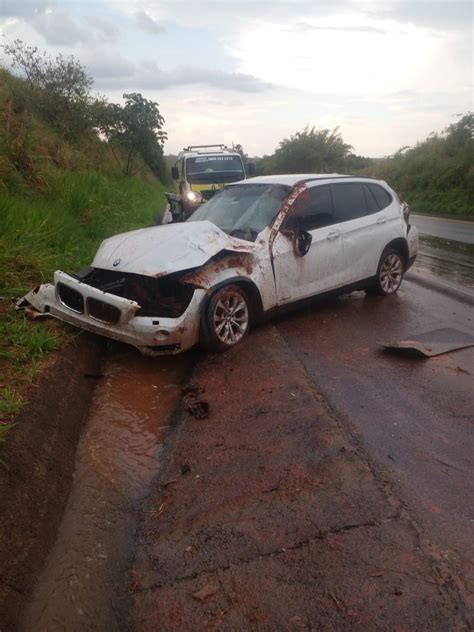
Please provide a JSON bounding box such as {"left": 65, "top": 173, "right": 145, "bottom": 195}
{"left": 234, "top": 174, "right": 380, "bottom": 187}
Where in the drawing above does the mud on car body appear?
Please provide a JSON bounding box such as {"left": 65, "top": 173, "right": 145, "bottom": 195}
{"left": 18, "top": 175, "right": 418, "bottom": 356}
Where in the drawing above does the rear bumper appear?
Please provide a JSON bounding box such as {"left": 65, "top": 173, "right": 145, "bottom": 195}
{"left": 406, "top": 225, "right": 419, "bottom": 270}
{"left": 19, "top": 271, "right": 204, "bottom": 355}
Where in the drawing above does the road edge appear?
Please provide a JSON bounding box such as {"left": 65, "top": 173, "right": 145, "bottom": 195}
{"left": 0, "top": 333, "right": 103, "bottom": 629}
{"left": 405, "top": 270, "right": 474, "bottom": 306}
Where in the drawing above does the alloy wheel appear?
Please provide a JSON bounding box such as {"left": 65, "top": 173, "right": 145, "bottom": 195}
{"left": 380, "top": 253, "right": 403, "bottom": 294}
{"left": 212, "top": 289, "right": 249, "bottom": 345}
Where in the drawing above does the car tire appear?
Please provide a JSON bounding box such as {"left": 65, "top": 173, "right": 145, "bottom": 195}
{"left": 367, "top": 247, "right": 405, "bottom": 296}
{"left": 202, "top": 284, "right": 251, "bottom": 352}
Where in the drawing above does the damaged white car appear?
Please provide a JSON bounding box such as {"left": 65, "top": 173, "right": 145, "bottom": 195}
{"left": 18, "top": 175, "right": 418, "bottom": 355}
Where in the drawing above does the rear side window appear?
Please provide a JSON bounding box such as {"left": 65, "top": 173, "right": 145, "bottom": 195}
{"left": 331, "top": 183, "right": 367, "bottom": 222}
{"left": 367, "top": 184, "right": 392, "bottom": 210}
{"left": 284, "top": 185, "right": 335, "bottom": 231}
{"left": 363, "top": 185, "right": 379, "bottom": 214}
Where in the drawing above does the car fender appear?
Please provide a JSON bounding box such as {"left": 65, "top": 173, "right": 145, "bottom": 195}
{"left": 182, "top": 251, "right": 276, "bottom": 312}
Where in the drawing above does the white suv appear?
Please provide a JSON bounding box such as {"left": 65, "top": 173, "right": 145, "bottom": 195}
{"left": 20, "top": 174, "right": 418, "bottom": 355}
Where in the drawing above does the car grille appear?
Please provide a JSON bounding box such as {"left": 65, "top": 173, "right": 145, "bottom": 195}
{"left": 76, "top": 268, "right": 195, "bottom": 318}
{"left": 57, "top": 283, "right": 84, "bottom": 313}
{"left": 87, "top": 298, "right": 121, "bottom": 324}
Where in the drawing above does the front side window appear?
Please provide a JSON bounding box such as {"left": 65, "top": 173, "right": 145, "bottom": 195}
{"left": 283, "top": 185, "right": 335, "bottom": 231}
{"left": 331, "top": 183, "right": 368, "bottom": 222}
{"left": 185, "top": 156, "right": 245, "bottom": 184}
{"left": 188, "top": 183, "right": 290, "bottom": 241}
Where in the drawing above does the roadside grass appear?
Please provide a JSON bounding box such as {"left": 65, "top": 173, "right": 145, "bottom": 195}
{"left": 0, "top": 169, "right": 165, "bottom": 428}
{"left": 0, "top": 389, "right": 21, "bottom": 418}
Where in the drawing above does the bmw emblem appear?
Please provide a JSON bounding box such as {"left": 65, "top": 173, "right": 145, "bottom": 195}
{"left": 113, "top": 258, "right": 121, "bottom": 267}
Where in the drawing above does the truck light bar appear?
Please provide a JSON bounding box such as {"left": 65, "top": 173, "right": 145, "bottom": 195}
{"left": 183, "top": 144, "right": 229, "bottom": 152}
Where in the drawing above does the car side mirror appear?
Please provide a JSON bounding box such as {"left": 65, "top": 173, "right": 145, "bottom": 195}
{"left": 247, "top": 162, "right": 256, "bottom": 176}
{"left": 171, "top": 166, "right": 179, "bottom": 180}
{"left": 294, "top": 230, "right": 312, "bottom": 257}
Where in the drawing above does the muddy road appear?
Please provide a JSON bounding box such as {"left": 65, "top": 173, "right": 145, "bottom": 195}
{"left": 18, "top": 215, "right": 474, "bottom": 631}
{"left": 20, "top": 269, "right": 473, "bottom": 631}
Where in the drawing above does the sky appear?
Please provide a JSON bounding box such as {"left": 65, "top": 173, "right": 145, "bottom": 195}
{"left": 0, "top": 0, "right": 472, "bottom": 157}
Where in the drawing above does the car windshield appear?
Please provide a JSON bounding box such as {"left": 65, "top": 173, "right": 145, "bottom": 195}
{"left": 187, "top": 183, "right": 290, "bottom": 241}
{"left": 185, "top": 156, "right": 245, "bottom": 184}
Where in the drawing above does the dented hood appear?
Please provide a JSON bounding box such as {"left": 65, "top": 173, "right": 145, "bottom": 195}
{"left": 92, "top": 220, "right": 256, "bottom": 277}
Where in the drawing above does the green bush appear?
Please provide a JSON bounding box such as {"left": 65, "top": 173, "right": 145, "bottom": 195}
{"left": 358, "top": 113, "right": 474, "bottom": 216}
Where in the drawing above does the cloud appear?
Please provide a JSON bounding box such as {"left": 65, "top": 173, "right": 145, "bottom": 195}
{"left": 135, "top": 10, "right": 166, "bottom": 34}
{"left": 32, "top": 9, "right": 89, "bottom": 46}
{"left": 290, "top": 21, "right": 390, "bottom": 35}
{"left": 91, "top": 59, "right": 273, "bottom": 93}
{"left": 234, "top": 13, "right": 468, "bottom": 99}
{"left": 86, "top": 55, "right": 135, "bottom": 80}
{"left": 85, "top": 16, "right": 119, "bottom": 42}
{"left": 367, "top": 0, "right": 473, "bottom": 32}
{"left": 0, "top": 0, "right": 54, "bottom": 19}
{"left": 1, "top": 3, "right": 119, "bottom": 47}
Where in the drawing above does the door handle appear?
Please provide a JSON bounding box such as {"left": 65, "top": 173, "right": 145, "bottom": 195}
{"left": 376, "top": 216, "right": 387, "bottom": 224}
{"left": 326, "top": 231, "right": 341, "bottom": 240}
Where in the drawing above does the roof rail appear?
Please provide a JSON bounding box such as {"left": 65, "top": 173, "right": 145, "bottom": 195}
{"left": 183, "top": 144, "right": 229, "bottom": 152}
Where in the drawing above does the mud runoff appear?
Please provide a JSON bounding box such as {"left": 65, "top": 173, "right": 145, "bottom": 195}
{"left": 23, "top": 344, "right": 192, "bottom": 632}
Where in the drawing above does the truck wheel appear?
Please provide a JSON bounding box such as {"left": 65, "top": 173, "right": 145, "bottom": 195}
{"left": 202, "top": 284, "right": 251, "bottom": 352}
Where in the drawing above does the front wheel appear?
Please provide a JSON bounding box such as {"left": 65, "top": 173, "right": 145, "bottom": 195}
{"left": 367, "top": 248, "right": 405, "bottom": 296}
{"left": 202, "top": 284, "right": 251, "bottom": 352}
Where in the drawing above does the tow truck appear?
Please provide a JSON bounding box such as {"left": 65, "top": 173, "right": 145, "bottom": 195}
{"left": 165, "top": 144, "right": 254, "bottom": 222}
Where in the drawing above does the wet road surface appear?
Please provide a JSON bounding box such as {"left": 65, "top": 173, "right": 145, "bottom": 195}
{"left": 412, "top": 215, "right": 474, "bottom": 288}
{"left": 412, "top": 214, "right": 474, "bottom": 245}
{"left": 24, "top": 348, "right": 193, "bottom": 631}
{"left": 24, "top": 276, "right": 473, "bottom": 629}
{"left": 126, "top": 278, "right": 473, "bottom": 630}
{"left": 275, "top": 282, "right": 473, "bottom": 587}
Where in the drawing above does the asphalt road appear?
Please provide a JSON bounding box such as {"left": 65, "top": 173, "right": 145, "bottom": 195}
{"left": 275, "top": 280, "right": 473, "bottom": 580}
{"left": 126, "top": 278, "right": 473, "bottom": 630}
{"left": 412, "top": 214, "right": 474, "bottom": 288}
{"left": 23, "top": 254, "right": 474, "bottom": 630}
{"left": 412, "top": 214, "right": 474, "bottom": 244}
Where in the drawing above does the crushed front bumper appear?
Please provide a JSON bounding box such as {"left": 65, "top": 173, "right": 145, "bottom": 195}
{"left": 18, "top": 271, "right": 205, "bottom": 355}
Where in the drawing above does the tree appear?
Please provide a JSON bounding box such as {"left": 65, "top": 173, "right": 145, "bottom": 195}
{"left": 3, "top": 39, "right": 93, "bottom": 140}
{"left": 96, "top": 93, "right": 167, "bottom": 176}
{"left": 271, "top": 126, "right": 353, "bottom": 174}
{"left": 233, "top": 143, "right": 249, "bottom": 169}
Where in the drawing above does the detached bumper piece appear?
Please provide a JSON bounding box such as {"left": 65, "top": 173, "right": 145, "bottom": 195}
{"left": 18, "top": 269, "right": 203, "bottom": 355}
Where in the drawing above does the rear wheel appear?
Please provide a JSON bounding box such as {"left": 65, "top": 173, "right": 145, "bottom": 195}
{"left": 368, "top": 248, "right": 404, "bottom": 296}
{"left": 202, "top": 284, "right": 251, "bottom": 352}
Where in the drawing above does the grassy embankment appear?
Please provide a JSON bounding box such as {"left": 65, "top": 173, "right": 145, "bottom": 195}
{"left": 357, "top": 114, "right": 474, "bottom": 217}
{"left": 0, "top": 67, "right": 166, "bottom": 437}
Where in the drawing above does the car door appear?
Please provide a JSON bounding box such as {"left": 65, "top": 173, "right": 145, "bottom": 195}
{"left": 271, "top": 183, "right": 345, "bottom": 305}
{"left": 331, "top": 181, "right": 394, "bottom": 284}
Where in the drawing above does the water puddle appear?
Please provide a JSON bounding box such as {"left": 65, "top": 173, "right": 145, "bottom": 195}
{"left": 23, "top": 344, "right": 193, "bottom": 631}
{"left": 415, "top": 234, "right": 474, "bottom": 289}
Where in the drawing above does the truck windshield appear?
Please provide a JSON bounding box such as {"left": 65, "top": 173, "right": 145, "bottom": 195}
{"left": 185, "top": 156, "right": 244, "bottom": 184}
{"left": 187, "top": 183, "right": 290, "bottom": 241}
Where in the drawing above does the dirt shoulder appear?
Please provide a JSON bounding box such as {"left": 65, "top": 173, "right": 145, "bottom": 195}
{"left": 0, "top": 334, "right": 102, "bottom": 630}
{"left": 128, "top": 325, "right": 468, "bottom": 630}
